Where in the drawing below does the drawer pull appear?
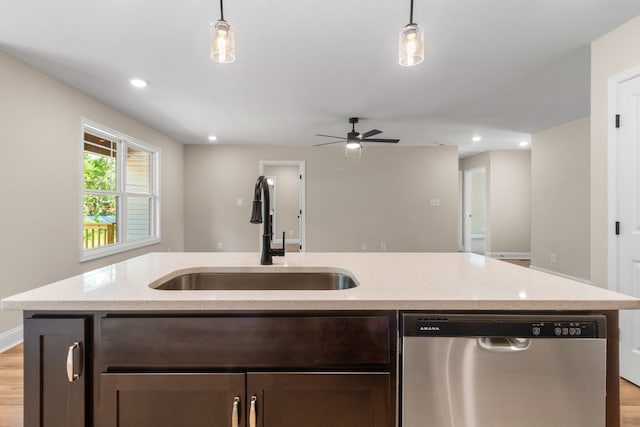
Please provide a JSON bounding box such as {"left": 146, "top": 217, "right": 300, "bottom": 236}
{"left": 232, "top": 397, "right": 240, "bottom": 427}
{"left": 66, "top": 342, "right": 81, "bottom": 382}
{"left": 250, "top": 395, "right": 257, "bottom": 427}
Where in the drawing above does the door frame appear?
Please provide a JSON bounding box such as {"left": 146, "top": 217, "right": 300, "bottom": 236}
{"left": 259, "top": 160, "right": 306, "bottom": 252}
{"left": 458, "top": 170, "right": 463, "bottom": 251}
{"left": 607, "top": 64, "right": 640, "bottom": 290}
{"left": 462, "top": 166, "right": 487, "bottom": 254}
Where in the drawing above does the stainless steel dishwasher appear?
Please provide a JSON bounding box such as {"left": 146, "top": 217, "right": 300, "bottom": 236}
{"left": 401, "top": 314, "right": 607, "bottom": 427}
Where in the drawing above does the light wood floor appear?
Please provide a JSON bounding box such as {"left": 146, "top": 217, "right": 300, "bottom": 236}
{"left": 622, "top": 378, "right": 640, "bottom": 426}
{"left": 0, "top": 344, "right": 22, "bottom": 427}
{"left": 2, "top": 343, "right": 640, "bottom": 426}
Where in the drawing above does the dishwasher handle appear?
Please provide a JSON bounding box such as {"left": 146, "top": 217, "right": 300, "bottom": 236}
{"left": 477, "top": 337, "right": 531, "bottom": 353}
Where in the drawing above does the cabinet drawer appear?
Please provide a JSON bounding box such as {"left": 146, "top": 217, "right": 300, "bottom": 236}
{"left": 100, "top": 315, "right": 391, "bottom": 369}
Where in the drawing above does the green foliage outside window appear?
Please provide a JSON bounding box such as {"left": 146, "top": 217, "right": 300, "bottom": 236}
{"left": 83, "top": 153, "right": 117, "bottom": 221}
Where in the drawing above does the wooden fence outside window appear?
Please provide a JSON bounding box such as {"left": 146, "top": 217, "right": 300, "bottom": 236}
{"left": 83, "top": 222, "right": 116, "bottom": 249}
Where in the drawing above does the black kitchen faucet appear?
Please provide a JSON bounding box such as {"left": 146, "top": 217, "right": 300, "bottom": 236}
{"left": 250, "top": 176, "right": 285, "bottom": 265}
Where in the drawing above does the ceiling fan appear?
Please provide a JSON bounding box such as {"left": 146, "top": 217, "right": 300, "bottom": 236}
{"left": 314, "top": 117, "right": 400, "bottom": 150}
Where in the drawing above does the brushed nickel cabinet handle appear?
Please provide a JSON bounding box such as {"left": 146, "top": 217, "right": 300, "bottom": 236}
{"left": 66, "top": 342, "right": 81, "bottom": 382}
{"left": 249, "top": 395, "right": 257, "bottom": 427}
{"left": 232, "top": 397, "right": 240, "bottom": 427}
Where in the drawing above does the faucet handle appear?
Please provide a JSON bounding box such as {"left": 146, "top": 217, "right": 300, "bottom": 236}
{"left": 281, "top": 231, "right": 286, "bottom": 256}
{"left": 268, "top": 232, "right": 286, "bottom": 258}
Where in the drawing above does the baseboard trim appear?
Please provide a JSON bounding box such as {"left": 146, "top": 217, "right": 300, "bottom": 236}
{"left": 529, "top": 265, "right": 591, "bottom": 285}
{"left": 486, "top": 252, "right": 531, "bottom": 260}
{"left": 0, "top": 325, "right": 23, "bottom": 353}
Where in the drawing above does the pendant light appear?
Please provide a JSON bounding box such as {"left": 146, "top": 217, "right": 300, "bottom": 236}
{"left": 399, "top": 0, "right": 424, "bottom": 66}
{"left": 210, "top": 0, "right": 235, "bottom": 63}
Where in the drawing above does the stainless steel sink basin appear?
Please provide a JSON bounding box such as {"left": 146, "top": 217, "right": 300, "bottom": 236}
{"left": 150, "top": 270, "right": 358, "bottom": 291}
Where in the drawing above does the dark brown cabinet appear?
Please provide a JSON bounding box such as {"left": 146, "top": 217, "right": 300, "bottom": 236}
{"left": 100, "top": 373, "right": 245, "bottom": 427}
{"left": 24, "top": 317, "right": 89, "bottom": 427}
{"left": 247, "top": 372, "right": 391, "bottom": 427}
{"left": 24, "top": 312, "right": 395, "bottom": 427}
{"left": 100, "top": 372, "right": 390, "bottom": 427}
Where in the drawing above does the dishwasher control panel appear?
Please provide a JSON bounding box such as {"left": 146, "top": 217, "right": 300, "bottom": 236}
{"left": 402, "top": 314, "right": 605, "bottom": 338}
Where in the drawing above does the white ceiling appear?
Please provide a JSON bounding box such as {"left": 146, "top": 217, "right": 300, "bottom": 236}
{"left": 1, "top": 0, "right": 640, "bottom": 157}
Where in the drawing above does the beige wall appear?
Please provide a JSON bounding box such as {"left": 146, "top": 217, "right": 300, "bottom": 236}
{"left": 0, "top": 52, "right": 185, "bottom": 335}
{"left": 490, "top": 151, "right": 531, "bottom": 254}
{"left": 591, "top": 15, "right": 640, "bottom": 287}
{"left": 185, "top": 145, "right": 459, "bottom": 252}
{"left": 460, "top": 151, "right": 531, "bottom": 255}
{"left": 531, "top": 117, "right": 590, "bottom": 280}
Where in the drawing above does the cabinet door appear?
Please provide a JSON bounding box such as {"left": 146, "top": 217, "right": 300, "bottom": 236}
{"left": 100, "top": 373, "right": 245, "bottom": 427}
{"left": 24, "top": 318, "right": 88, "bottom": 427}
{"left": 247, "top": 373, "right": 392, "bottom": 427}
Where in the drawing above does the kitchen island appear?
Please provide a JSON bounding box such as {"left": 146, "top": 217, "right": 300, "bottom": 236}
{"left": 3, "top": 252, "right": 639, "bottom": 427}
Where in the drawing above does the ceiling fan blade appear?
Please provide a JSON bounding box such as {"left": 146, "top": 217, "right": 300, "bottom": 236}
{"left": 362, "top": 138, "right": 400, "bottom": 143}
{"left": 315, "top": 134, "right": 347, "bottom": 140}
{"left": 360, "top": 129, "right": 382, "bottom": 139}
{"left": 313, "top": 140, "right": 345, "bottom": 147}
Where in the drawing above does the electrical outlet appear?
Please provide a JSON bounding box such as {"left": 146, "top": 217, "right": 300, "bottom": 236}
{"left": 380, "top": 242, "right": 387, "bottom": 251}
{"left": 237, "top": 198, "right": 243, "bottom": 206}
{"left": 217, "top": 242, "right": 223, "bottom": 250}
{"left": 361, "top": 243, "right": 367, "bottom": 250}
{"left": 550, "top": 253, "right": 557, "bottom": 263}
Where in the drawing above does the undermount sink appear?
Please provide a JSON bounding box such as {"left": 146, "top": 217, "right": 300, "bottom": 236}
{"left": 150, "top": 269, "right": 358, "bottom": 291}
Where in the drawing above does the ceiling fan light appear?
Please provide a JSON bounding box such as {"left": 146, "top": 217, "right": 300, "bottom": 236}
{"left": 210, "top": 20, "right": 235, "bottom": 63}
{"left": 346, "top": 141, "right": 362, "bottom": 150}
{"left": 399, "top": 23, "right": 424, "bottom": 67}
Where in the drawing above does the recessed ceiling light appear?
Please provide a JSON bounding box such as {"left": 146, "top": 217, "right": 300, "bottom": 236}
{"left": 208, "top": 135, "right": 218, "bottom": 142}
{"left": 519, "top": 141, "right": 529, "bottom": 147}
{"left": 129, "top": 78, "right": 148, "bottom": 88}
{"left": 472, "top": 136, "right": 482, "bottom": 142}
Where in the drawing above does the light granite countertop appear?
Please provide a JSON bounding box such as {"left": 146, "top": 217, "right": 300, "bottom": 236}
{"left": 2, "top": 252, "right": 639, "bottom": 311}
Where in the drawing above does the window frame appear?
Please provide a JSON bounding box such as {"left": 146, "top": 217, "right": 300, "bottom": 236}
{"left": 80, "top": 118, "right": 161, "bottom": 262}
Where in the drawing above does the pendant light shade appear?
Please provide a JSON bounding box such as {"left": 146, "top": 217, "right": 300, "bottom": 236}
{"left": 399, "top": 0, "right": 424, "bottom": 67}
{"left": 210, "top": 0, "right": 235, "bottom": 63}
{"left": 399, "top": 23, "right": 424, "bottom": 66}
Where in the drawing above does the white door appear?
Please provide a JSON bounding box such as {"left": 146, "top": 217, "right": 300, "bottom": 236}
{"left": 616, "top": 75, "right": 640, "bottom": 385}
{"left": 463, "top": 167, "right": 487, "bottom": 255}
{"left": 260, "top": 161, "right": 306, "bottom": 252}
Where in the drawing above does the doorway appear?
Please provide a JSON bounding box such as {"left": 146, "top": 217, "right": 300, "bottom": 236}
{"left": 259, "top": 161, "right": 306, "bottom": 252}
{"left": 463, "top": 167, "right": 487, "bottom": 255}
{"left": 609, "top": 69, "right": 640, "bottom": 385}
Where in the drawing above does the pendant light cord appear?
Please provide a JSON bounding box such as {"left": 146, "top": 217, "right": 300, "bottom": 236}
{"left": 220, "top": 0, "right": 225, "bottom": 20}
{"left": 409, "top": 0, "right": 414, "bottom": 24}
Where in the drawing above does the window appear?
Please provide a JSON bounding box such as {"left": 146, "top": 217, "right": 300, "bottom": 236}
{"left": 81, "top": 119, "right": 160, "bottom": 261}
